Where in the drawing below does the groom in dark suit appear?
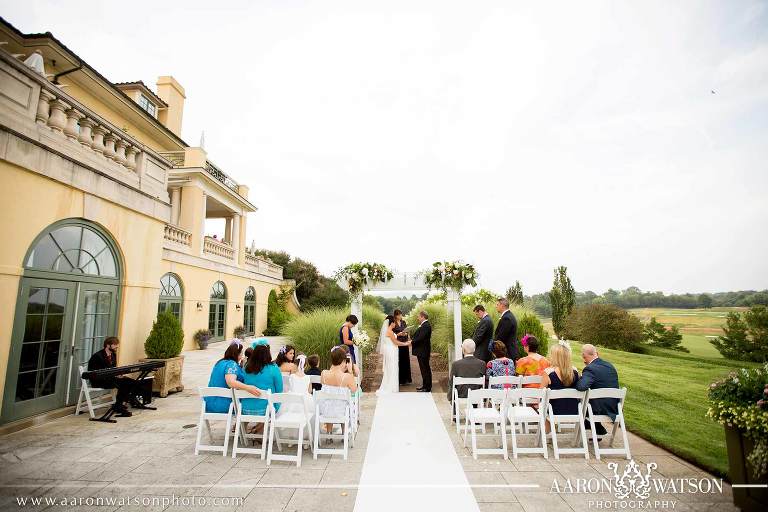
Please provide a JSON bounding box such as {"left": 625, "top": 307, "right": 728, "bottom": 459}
{"left": 410, "top": 310, "right": 432, "bottom": 392}
{"left": 471, "top": 305, "right": 494, "bottom": 362}
{"left": 494, "top": 297, "right": 518, "bottom": 360}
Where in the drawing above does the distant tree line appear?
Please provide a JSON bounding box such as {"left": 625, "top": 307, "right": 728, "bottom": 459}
{"left": 526, "top": 287, "right": 768, "bottom": 317}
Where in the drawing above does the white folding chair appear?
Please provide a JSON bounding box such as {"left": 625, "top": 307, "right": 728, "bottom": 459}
{"left": 585, "top": 387, "right": 631, "bottom": 460}
{"left": 488, "top": 375, "right": 520, "bottom": 389}
{"left": 231, "top": 388, "right": 271, "bottom": 459}
{"left": 546, "top": 389, "right": 589, "bottom": 459}
{"left": 75, "top": 365, "right": 116, "bottom": 418}
{"left": 281, "top": 372, "right": 291, "bottom": 392}
{"left": 464, "top": 388, "right": 508, "bottom": 459}
{"left": 308, "top": 375, "right": 322, "bottom": 388}
{"left": 451, "top": 376, "right": 485, "bottom": 434}
{"left": 520, "top": 375, "right": 543, "bottom": 387}
{"left": 507, "top": 388, "right": 548, "bottom": 458}
{"left": 267, "top": 393, "right": 314, "bottom": 467}
{"left": 195, "top": 387, "right": 235, "bottom": 456}
{"left": 313, "top": 388, "right": 352, "bottom": 460}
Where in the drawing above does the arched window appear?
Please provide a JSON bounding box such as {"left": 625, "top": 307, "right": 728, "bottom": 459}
{"left": 209, "top": 281, "right": 227, "bottom": 340}
{"left": 243, "top": 286, "right": 256, "bottom": 335}
{"left": 158, "top": 273, "right": 183, "bottom": 321}
{"left": 26, "top": 223, "right": 118, "bottom": 277}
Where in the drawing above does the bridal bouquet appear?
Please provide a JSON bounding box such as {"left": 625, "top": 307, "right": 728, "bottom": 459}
{"left": 354, "top": 329, "right": 372, "bottom": 353}
{"left": 335, "top": 262, "right": 394, "bottom": 295}
{"left": 423, "top": 261, "right": 478, "bottom": 292}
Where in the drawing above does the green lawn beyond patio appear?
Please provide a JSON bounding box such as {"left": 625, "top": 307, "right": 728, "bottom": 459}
{"left": 568, "top": 342, "right": 759, "bottom": 478}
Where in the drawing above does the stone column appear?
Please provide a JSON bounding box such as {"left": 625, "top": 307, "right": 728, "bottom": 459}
{"left": 170, "top": 187, "right": 181, "bottom": 225}
{"left": 64, "top": 109, "right": 84, "bottom": 141}
{"left": 103, "top": 133, "right": 117, "bottom": 160}
{"left": 48, "top": 99, "right": 70, "bottom": 133}
{"left": 78, "top": 118, "right": 95, "bottom": 147}
{"left": 200, "top": 192, "right": 207, "bottom": 256}
{"left": 91, "top": 125, "right": 107, "bottom": 155}
{"left": 232, "top": 213, "right": 241, "bottom": 262}
{"left": 224, "top": 216, "right": 233, "bottom": 243}
{"left": 35, "top": 90, "right": 56, "bottom": 126}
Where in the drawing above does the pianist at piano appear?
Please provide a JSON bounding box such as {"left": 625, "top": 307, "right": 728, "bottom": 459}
{"left": 86, "top": 337, "right": 136, "bottom": 417}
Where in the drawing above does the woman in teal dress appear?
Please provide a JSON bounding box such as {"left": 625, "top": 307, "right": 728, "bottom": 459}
{"left": 242, "top": 344, "right": 283, "bottom": 417}
{"left": 205, "top": 341, "right": 261, "bottom": 413}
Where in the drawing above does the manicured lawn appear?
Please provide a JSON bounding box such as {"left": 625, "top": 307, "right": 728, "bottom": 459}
{"left": 567, "top": 342, "right": 760, "bottom": 478}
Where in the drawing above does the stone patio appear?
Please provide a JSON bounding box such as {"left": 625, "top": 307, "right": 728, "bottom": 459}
{"left": 0, "top": 344, "right": 737, "bottom": 511}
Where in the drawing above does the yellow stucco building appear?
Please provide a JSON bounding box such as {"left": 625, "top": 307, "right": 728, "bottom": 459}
{"left": 0, "top": 18, "right": 294, "bottom": 428}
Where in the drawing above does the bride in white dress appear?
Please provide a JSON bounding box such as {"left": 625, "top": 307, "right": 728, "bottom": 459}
{"left": 376, "top": 315, "right": 411, "bottom": 395}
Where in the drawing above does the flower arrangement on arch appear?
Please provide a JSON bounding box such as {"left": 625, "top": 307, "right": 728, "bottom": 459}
{"left": 423, "top": 261, "right": 478, "bottom": 292}
{"left": 708, "top": 364, "right": 768, "bottom": 478}
{"left": 335, "top": 262, "right": 394, "bottom": 295}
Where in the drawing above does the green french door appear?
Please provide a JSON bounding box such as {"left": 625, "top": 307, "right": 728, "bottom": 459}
{"left": 1, "top": 220, "right": 122, "bottom": 425}
{"left": 68, "top": 284, "right": 118, "bottom": 405}
{"left": 209, "top": 302, "right": 226, "bottom": 340}
{"left": 3, "top": 279, "right": 76, "bottom": 420}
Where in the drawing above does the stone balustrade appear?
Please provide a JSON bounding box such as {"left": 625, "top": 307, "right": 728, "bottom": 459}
{"left": 1, "top": 47, "right": 170, "bottom": 181}
{"left": 163, "top": 224, "right": 192, "bottom": 246}
{"left": 244, "top": 253, "right": 284, "bottom": 279}
{"left": 203, "top": 236, "right": 235, "bottom": 260}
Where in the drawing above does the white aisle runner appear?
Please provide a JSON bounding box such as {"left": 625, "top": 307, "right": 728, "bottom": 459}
{"left": 354, "top": 393, "right": 480, "bottom": 512}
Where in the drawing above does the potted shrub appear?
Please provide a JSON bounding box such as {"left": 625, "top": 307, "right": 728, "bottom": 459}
{"left": 233, "top": 325, "right": 247, "bottom": 340}
{"left": 141, "top": 311, "right": 185, "bottom": 397}
{"left": 708, "top": 365, "right": 768, "bottom": 511}
{"left": 194, "top": 329, "right": 212, "bottom": 350}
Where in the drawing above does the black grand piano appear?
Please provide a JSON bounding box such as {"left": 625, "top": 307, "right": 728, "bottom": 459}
{"left": 81, "top": 360, "right": 165, "bottom": 423}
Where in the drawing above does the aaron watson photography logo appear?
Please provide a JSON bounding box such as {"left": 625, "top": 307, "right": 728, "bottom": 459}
{"left": 551, "top": 459, "right": 724, "bottom": 509}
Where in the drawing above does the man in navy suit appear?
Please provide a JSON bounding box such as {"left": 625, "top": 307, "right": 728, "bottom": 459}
{"left": 576, "top": 343, "right": 620, "bottom": 436}
{"left": 471, "top": 305, "right": 494, "bottom": 362}
{"left": 493, "top": 298, "right": 518, "bottom": 361}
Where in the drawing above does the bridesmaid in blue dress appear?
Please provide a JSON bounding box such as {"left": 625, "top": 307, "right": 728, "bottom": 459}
{"left": 339, "top": 314, "right": 359, "bottom": 364}
{"left": 205, "top": 341, "right": 261, "bottom": 413}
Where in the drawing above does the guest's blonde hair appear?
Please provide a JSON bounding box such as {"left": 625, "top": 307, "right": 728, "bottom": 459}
{"left": 548, "top": 343, "right": 575, "bottom": 386}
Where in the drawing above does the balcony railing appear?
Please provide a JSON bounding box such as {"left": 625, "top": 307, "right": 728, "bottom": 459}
{"left": 0, "top": 47, "right": 171, "bottom": 184}
{"left": 164, "top": 224, "right": 191, "bottom": 246}
{"left": 160, "top": 150, "right": 239, "bottom": 194}
{"left": 245, "top": 253, "right": 284, "bottom": 279}
{"left": 203, "top": 236, "right": 234, "bottom": 260}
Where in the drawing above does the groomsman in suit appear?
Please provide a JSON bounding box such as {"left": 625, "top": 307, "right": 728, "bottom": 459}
{"left": 393, "top": 310, "right": 411, "bottom": 385}
{"left": 410, "top": 311, "right": 433, "bottom": 392}
{"left": 493, "top": 297, "right": 518, "bottom": 360}
{"left": 471, "top": 305, "right": 494, "bottom": 362}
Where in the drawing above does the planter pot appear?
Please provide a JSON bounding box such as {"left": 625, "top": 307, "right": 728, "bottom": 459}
{"left": 139, "top": 355, "right": 184, "bottom": 398}
{"left": 724, "top": 424, "right": 767, "bottom": 512}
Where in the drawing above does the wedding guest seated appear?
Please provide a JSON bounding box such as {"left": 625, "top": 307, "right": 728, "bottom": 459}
{"left": 242, "top": 344, "right": 283, "bottom": 432}
{"left": 205, "top": 341, "right": 261, "bottom": 413}
{"left": 486, "top": 341, "right": 516, "bottom": 388}
{"left": 542, "top": 342, "right": 580, "bottom": 427}
{"left": 319, "top": 347, "right": 359, "bottom": 435}
{"left": 87, "top": 337, "right": 134, "bottom": 417}
{"left": 337, "top": 344, "right": 359, "bottom": 378}
{"left": 576, "top": 343, "right": 620, "bottom": 437}
{"left": 515, "top": 336, "right": 550, "bottom": 387}
{"left": 242, "top": 347, "right": 253, "bottom": 368}
{"left": 275, "top": 344, "right": 304, "bottom": 376}
{"left": 305, "top": 354, "right": 322, "bottom": 392}
{"left": 446, "top": 339, "right": 486, "bottom": 402}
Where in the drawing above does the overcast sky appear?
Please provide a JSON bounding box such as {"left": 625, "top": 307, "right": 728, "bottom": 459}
{"left": 5, "top": 1, "right": 768, "bottom": 294}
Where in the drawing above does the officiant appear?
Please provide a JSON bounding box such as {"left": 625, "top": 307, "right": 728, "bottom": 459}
{"left": 393, "top": 309, "right": 411, "bottom": 385}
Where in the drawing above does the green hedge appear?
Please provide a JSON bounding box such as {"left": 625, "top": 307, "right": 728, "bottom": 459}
{"left": 279, "top": 305, "right": 385, "bottom": 370}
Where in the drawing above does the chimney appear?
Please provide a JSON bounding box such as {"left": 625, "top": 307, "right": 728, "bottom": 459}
{"left": 156, "top": 76, "right": 185, "bottom": 137}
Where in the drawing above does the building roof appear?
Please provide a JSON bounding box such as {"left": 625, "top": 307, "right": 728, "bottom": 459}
{"left": 0, "top": 16, "right": 188, "bottom": 148}
{"left": 114, "top": 80, "right": 168, "bottom": 108}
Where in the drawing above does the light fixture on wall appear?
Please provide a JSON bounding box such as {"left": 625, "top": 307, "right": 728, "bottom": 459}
{"left": 235, "top": 304, "right": 241, "bottom": 312}
{"left": 196, "top": 302, "right": 203, "bottom": 311}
